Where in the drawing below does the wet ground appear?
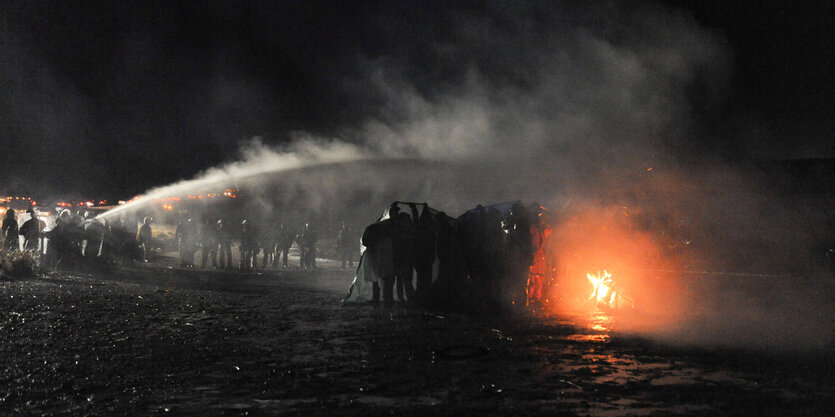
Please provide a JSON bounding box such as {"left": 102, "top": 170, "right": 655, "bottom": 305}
{"left": 0, "top": 258, "right": 833, "bottom": 416}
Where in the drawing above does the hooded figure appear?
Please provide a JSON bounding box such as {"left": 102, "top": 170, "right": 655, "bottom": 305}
{"left": 361, "top": 215, "right": 394, "bottom": 305}
{"left": 2, "top": 209, "right": 19, "bottom": 252}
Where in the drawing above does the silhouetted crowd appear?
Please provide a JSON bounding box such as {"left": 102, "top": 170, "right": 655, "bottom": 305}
{"left": 2, "top": 208, "right": 100, "bottom": 265}
{"left": 1, "top": 207, "right": 358, "bottom": 272}
{"left": 173, "top": 215, "right": 322, "bottom": 271}
{"left": 2, "top": 200, "right": 545, "bottom": 312}
{"left": 360, "top": 202, "right": 543, "bottom": 312}
{"left": 2, "top": 208, "right": 146, "bottom": 267}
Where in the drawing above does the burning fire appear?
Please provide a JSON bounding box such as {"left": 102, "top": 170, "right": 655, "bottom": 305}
{"left": 587, "top": 270, "right": 616, "bottom": 308}
{"left": 586, "top": 270, "right": 633, "bottom": 309}
{"left": 539, "top": 204, "right": 688, "bottom": 332}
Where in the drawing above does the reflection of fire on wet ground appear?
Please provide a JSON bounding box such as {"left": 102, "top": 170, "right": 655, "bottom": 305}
{"left": 531, "top": 309, "right": 829, "bottom": 416}
{"left": 1, "top": 266, "right": 832, "bottom": 415}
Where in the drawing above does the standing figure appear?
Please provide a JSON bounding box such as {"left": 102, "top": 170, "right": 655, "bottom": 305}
{"left": 46, "top": 210, "right": 72, "bottom": 265}
{"left": 336, "top": 222, "right": 354, "bottom": 268}
{"left": 37, "top": 215, "right": 47, "bottom": 255}
{"left": 296, "top": 227, "right": 306, "bottom": 268}
{"left": 70, "top": 211, "right": 88, "bottom": 256}
{"left": 199, "top": 218, "right": 218, "bottom": 269}
{"left": 482, "top": 208, "right": 505, "bottom": 310}
{"left": 102, "top": 218, "right": 118, "bottom": 260}
{"left": 2, "top": 209, "right": 19, "bottom": 252}
{"left": 299, "top": 223, "right": 318, "bottom": 269}
{"left": 19, "top": 209, "right": 42, "bottom": 252}
{"left": 217, "top": 218, "right": 233, "bottom": 269}
{"left": 434, "top": 212, "right": 462, "bottom": 305}
{"left": 503, "top": 203, "right": 533, "bottom": 310}
{"left": 413, "top": 208, "right": 437, "bottom": 301}
{"left": 82, "top": 214, "right": 105, "bottom": 260}
{"left": 392, "top": 211, "right": 416, "bottom": 302}
{"left": 118, "top": 215, "right": 138, "bottom": 264}
{"left": 361, "top": 214, "right": 395, "bottom": 306}
{"left": 277, "top": 223, "right": 294, "bottom": 267}
{"left": 527, "top": 217, "right": 553, "bottom": 309}
{"left": 239, "top": 219, "right": 259, "bottom": 271}
{"left": 176, "top": 216, "right": 197, "bottom": 267}
{"left": 138, "top": 217, "right": 154, "bottom": 262}
{"left": 261, "top": 221, "right": 278, "bottom": 268}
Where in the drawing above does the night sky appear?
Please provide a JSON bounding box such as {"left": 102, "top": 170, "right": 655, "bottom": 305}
{"left": 0, "top": 1, "right": 832, "bottom": 198}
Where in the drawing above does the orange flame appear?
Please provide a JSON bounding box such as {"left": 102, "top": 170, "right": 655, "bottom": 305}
{"left": 587, "top": 270, "right": 615, "bottom": 307}
{"left": 585, "top": 270, "right": 633, "bottom": 309}
{"left": 542, "top": 205, "right": 686, "bottom": 330}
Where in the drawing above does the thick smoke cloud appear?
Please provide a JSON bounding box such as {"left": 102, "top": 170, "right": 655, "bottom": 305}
{"left": 117, "top": 2, "right": 729, "bottom": 211}
{"left": 358, "top": 3, "right": 727, "bottom": 167}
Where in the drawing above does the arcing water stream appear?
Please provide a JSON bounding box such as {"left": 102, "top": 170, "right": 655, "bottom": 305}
{"left": 99, "top": 140, "right": 373, "bottom": 221}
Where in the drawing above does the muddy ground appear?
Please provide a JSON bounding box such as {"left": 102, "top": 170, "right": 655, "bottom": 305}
{"left": 0, "top": 258, "right": 832, "bottom": 416}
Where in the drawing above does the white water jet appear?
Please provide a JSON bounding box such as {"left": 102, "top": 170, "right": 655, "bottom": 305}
{"left": 100, "top": 138, "right": 372, "bottom": 220}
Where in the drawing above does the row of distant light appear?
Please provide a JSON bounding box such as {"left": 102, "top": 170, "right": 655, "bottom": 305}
{"left": 5, "top": 188, "right": 242, "bottom": 213}
{"left": 0, "top": 197, "right": 39, "bottom": 217}
{"left": 185, "top": 191, "right": 239, "bottom": 200}
{"left": 1, "top": 196, "right": 38, "bottom": 206}
{"left": 0, "top": 207, "right": 51, "bottom": 217}
{"left": 154, "top": 189, "right": 240, "bottom": 211}
{"left": 55, "top": 200, "right": 108, "bottom": 208}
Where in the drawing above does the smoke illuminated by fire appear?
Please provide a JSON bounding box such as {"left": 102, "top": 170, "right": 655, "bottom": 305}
{"left": 543, "top": 205, "right": 689, "bottom": 334}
